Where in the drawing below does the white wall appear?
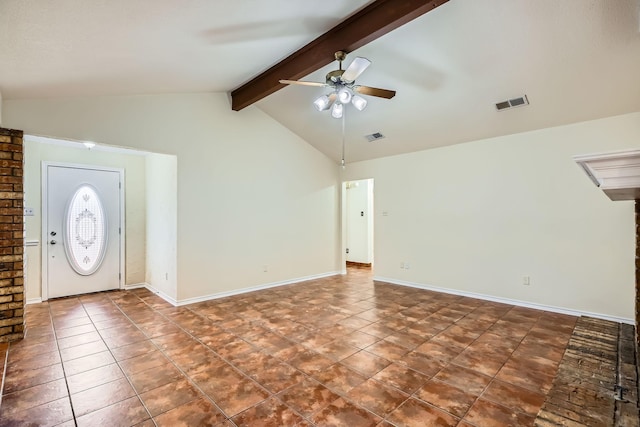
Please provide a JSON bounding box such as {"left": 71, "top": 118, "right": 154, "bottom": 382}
{"left": 344, "top": 112, "right": 639, "bottom": 321}
{"left": 346, "top": 179, "right": 373, "bottom": 264}
{"left": 23, "top": 138, "right": 146, "bottom": 302}
{"left": 145, "top": 153, "right": 177, "bottom": 301}
{"left": 5, "top": 93, "right": 341, "bottom": 302}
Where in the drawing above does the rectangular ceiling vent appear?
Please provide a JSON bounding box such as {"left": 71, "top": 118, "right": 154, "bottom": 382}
{"left": 495, "top": 95, "right": 529, "bottom": 111}
{"left": 365, "top": 132, "right": 385, "bottom": 142}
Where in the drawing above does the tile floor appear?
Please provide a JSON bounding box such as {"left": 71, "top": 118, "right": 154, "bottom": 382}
{"left": 0, "top": 268, "right": 577, "bottom": 426}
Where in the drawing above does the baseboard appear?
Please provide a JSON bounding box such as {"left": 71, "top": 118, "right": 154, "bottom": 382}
{"left": 123, "top": 283, "right": 148, "bottom": 290}
{"left": 26, "top": 298, "right": 42, "bottom": 305}
{"left": 373, "top": 276, "right": 634, "bottom": 325}
{"left": 174, "top": 271, "right": 342, "bottom": 307}
{"left": 127, "top": 271, "right": 341, "bottom": 307}
{"left": 144, "top": 284, "right": 179, "bottom": 306}
{"left": 125, "top": 282, "right": 179, "bottom": 306}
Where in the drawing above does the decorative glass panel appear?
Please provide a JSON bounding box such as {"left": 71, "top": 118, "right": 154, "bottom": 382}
{"left": 64, "top": 185, "right": 108, "bottom": 275}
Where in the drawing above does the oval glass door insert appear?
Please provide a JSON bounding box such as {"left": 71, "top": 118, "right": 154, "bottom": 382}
{"left": 64, "top": 185, "right": 108, "bottom": 275}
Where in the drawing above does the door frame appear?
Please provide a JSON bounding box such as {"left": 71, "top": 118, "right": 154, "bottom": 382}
{"left": 41, "top": 161, "right": 126, "bottom": 301}
{"left": 341, "top": 178, "right": 374, "bottom": 271}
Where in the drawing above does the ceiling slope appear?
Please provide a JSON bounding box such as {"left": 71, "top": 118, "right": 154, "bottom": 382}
{"left": 257, "top": 0, "right": 640, "bottom": 163}
{"left": 230, "top": 0, "right": 449, "bottom": 111}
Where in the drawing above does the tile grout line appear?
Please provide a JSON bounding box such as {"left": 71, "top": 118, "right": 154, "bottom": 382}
{"left": 461, "top": 312, "right": 576, "bottom": 425}
{"left": 49, "top": 298, "right": 128, "bottom": 425}
{"left": 380, "top": 304, "right": 498, "bottom": 425}
{"left": 170, "top": 287, "right": 572, "bottom": 426}
{"left": 380, "top": 304, "right": 561, "bottom": 425}
{"left": 77, "top": 294, "right": 159, "bottom": 427}
{"left": 146, "top": 295, "right": 389, "bottom": 425}
{"left": 453, "top": 310, "right": 531, "bottom": 424}
{"left": 46, "top": 294, "right": 159, "bottom": 426}
{"left": 105, "top": 291, "right": 244, "bottom": 425}
{"left": 455, "top": 308, "right": 546, "bottom": 425}
{"left": 5, "top": 270, "right": 586, "bottom": 427}
{"left": 153, "top": 301, "right": 317, "bottom": 425}
{"left": 48, "top": 300, "right": 80, "bottom": 427}
{"left": 385, "top": 297, "right": 493, "bottom": 423}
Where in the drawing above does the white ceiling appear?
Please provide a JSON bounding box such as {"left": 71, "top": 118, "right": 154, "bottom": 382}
{"left": 2, "top": 0, "right": 640, "bottom": 163}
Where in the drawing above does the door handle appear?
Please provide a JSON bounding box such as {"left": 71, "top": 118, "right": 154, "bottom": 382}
{"left": 50, "top": 240, "right": 57, "bottom": 245}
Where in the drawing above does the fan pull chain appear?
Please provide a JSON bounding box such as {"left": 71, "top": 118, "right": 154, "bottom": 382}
{"left": 341, "top": 106, "right": 346, "bottom": 169}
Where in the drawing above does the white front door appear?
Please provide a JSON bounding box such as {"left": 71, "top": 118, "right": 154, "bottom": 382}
{"left": 44, "top": 164, "right": 122, "bottom": 299}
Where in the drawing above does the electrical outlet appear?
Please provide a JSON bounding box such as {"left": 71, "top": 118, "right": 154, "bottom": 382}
{"left": 400, "top": 262, "right": 405, "bottom": 269}
{"left": 405, "top": 262, "right": 410, "bottom": 270}
{"left": 24, "top": 207, "right": 34, "bottom": 216}
{"left": 263, "top": 265, "right": 268, "bottom": 273}
{"left": 523, "top": 276, "right": 530, "bottom": 286}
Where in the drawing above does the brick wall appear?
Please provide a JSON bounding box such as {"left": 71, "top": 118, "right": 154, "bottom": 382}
{"left": 0, "top": 127, "right": 24, "bottom": 343}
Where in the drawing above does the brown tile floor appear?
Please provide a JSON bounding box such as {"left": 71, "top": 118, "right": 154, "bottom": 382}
{"left": 0, "top": 267, "right": 578, "bottom": 426}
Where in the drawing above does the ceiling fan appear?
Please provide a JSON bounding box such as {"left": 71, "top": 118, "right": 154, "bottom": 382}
{"left": 279, "top": 51, "right": 396, "bottom": 119}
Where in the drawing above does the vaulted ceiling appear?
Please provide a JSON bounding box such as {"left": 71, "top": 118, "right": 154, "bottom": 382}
{"left": 1, "top": 0, "right": 640, "bottom": 163}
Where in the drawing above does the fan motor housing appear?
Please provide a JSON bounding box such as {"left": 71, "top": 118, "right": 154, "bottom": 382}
{"left": 326, "top": 69, "right": 345, "bottom": 84}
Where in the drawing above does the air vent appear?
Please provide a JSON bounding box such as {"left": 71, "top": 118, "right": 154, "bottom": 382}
{"left": 496, "top": 95, "right": 529, "bottom": 111}
{"left": 365, "top": 132, "right": 385, "bottom": 142}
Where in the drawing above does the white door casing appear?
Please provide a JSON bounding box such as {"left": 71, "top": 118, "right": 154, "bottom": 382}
{"left": 346, "top": 179, "right": 374, "bottom": 264}
{"left": 42, "top": 162, "right": 125, "bottom": 300}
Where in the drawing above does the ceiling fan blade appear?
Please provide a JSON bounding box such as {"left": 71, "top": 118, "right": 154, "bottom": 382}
{"left": 279, "top": 79, "right": 327, "bottom": 87}
{"left": 341, "top": 57, "right": 371, "bottom": 83}
{"left": 354, "top": 85, "right": 396, "bottom": 99}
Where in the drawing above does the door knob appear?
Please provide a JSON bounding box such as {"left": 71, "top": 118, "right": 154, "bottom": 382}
{"left": 50, "top": 240, "right": 57, "bottom": 245}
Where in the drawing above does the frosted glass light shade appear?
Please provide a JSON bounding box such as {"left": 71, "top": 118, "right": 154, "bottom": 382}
{"left": 337, "top": 87, "right": 352, "bottom": 104}
{"left": 313, "top": 95, "right": 331, "bottom": 111}
{"left": 351, "top": 95, "right": 367, "bottom": 111}
{"left": 331, "top": 102, "right": 343, "bottom": 119}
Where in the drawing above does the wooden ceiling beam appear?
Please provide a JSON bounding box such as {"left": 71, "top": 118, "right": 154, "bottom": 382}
{"left": 230, "top": 0, "right": 449, "bottom": 111}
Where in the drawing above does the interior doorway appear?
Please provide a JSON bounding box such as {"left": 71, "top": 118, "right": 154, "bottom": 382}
{"left": 343, "top": 178, "right": 374, "bottom": 270}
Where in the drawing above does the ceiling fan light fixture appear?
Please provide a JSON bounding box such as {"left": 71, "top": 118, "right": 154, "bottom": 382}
{"left": 313, "top": 94, "right": 331, "bottom": 111}
{"left": 331, "top": 102, "right": 343, "bottom": 119}
{"left": 337, "top": 87, "right": 352, "bottom": 104}
{"left": 351, "top": 95, "right": 367, "bottom": 111}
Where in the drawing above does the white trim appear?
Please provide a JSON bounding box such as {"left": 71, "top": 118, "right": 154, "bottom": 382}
{"left": 143, "top": 283, "right": 179, "bottom": 306}
{"left": 374, "top": 276, "right": 634, "bottom": 325}
{"left": 341, "top": 178, "right": 376, "bottom": 273}
{"left": 129, "top": 272, "right": 342, "bottom": 307}
{"left": 26, "top": 298, "right": 42, "bottom": 305}
{"left": 124, "top": 282, "right": 178, "bottom": 306}
{"left": 175, "top": 271, "right": 341, "bottom": 306}
{"left": 26, "top": 134, "right": 150, "bottom": 157}
{"left": 123, "top": 282, "right": 148, "bottom": 290}
{"left": 41, "top": 161, "right": 126, "bottom": 301}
